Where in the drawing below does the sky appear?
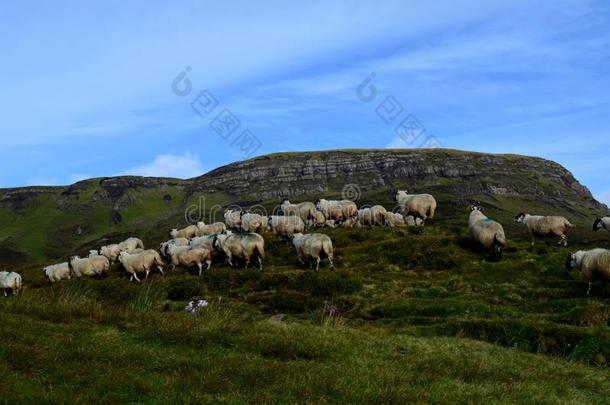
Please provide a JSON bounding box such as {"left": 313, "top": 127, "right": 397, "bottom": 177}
{"left": 0, "top": 1, "right": 609, "bottom": 204}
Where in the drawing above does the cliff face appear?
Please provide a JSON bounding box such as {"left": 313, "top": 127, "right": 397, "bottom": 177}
{"left": 190, "top": 149, "right": 601, "bottom": 209}
{"left": 0, "top": 149, "right": 605, "bottom": 264}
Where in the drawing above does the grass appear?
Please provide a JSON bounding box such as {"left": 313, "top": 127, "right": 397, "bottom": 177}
{"left": 2, "top": 220, "right": 610, "bottom": 402}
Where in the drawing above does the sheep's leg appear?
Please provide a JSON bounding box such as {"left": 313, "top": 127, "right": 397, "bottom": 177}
{"left": 258, "top": 257, "right": 263, "bottom": 271}
{"left": 206, "top": 260, "right": 212, "bottom": 270}
{"left": 157, "top": 266, "right": 164, "bottom": 275}
{"left": 145, "top": 269, "right": 150, "bottom": 279}
{"left": 316, "top": 257, "right": 321, "bottom": 271}
{"left": 133, "top": 272, "right": 141, "bottom": 283}
{"left": 198, "top": 263, "right": 203, "bottom": 276}
{"left": 3, "top": 289, "right": 7, "bottom": 297}
{"left": 328, "top": 257, "right": 335, "bottom": 269}
{"left": 587, "top": 282, "right": 592, "bottom": 296}
{"left": 245, "top": 258, "right": 250, "bottom": 269}
{"left": 130, "top": 274, "right": 134, "bottom": 282}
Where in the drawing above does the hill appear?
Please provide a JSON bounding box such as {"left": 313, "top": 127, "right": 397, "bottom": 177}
{"left": 0, "top": 149, "right": 606, "bottom": 265}
{"left": 1, "top": 148, "right": 610, "bottom": 402}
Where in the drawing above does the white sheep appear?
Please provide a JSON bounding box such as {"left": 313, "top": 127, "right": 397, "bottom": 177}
{"left": 267, "top": 215, "right": 305, "bottom": 239}
{"left": 315, "top": 199, "right": 345, "bottom": 222}
{"left": 0, "top": 271, "right": 22, "bottom": 296}
{"left": 291, "top": 233, "right": 334, "bottom": 270}
{"left": 100, "top": 237, "right": 145, "bottom": 262}
{"left": 357, "top": 206, "right": 386, "bottom": 227}
{"left": 166, "top": 244, "right": 192, "bottom": 271}
{"left": 175, "top": 246, "right": 213, "bottom": 275}
{"left": 196, "top": 221, "right": 227, "bottom": 236}
{"left": 395, "top": 190, "right": 437, "bottom": 222}
{"left": 566, "top": 248, "right": 610, "bottom": 295}
{"left": 170, "top": 225, "right": 199, "bottom": 240}
{"left": 118, "top": 249, "right": 164, "bottom": 282}
{"left": 43, "top": 262, "right": 72, "bottom": 283}
{"left": 385, "top": 212, "right": 406, "bottom": 227}
{"left": 239, "top": 213, "right": 266, "bottom": 233}
{"left": 313, "top": 211, "right": 327, "bottom": 228}
{"left": 593, "top": 217, "right": 610, "bottom": 233}
{"left": 213, "top": 232, "right": 265, "bottom": 270}
{"left": 281, "top": 200, "right": 316, "bottom": 226}
{"left": 100, "top": 244, "right": 122, "bottom": 262}
{"left": 224, "top": 209, "right": 242, "bottom": 230}
{"left": 514, "top": 213, "right": 575, "bottom": 246}
{"left": 160, "top": 237, "right": 190, "bottom": 258}
{"left": 119, "top": 237, "right": 144, "bottom": 252}
{"left": 69, "top": 255, "right": 110, "bottom": 278}
{"left": 468, "top": 206, "right": 507, "bottom": 261}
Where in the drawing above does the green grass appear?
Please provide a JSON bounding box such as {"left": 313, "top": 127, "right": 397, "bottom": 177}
{"left": 2, "top": 221, "right": 610, "bottom": 402}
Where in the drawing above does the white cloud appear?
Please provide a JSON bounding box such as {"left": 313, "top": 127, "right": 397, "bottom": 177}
{"left": 121, "top": 152, "right": 205, "bottom": 179}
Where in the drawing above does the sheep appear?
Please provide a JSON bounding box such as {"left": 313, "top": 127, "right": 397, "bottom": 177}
{"left": 315, "top": 199, "right": 345, "bottom": 222}
{"left": 468, "top": 205, "right": 507, "bottom": 261}
{"left": 340, "top": 217, "right": 360, "bottom": 228}
{"left": 405, "top": 215, "right": 424, "bottom": 227}
{"left": 566, "top": 248, "right": 610, "bottom": 295}
{"left": 160, "top": 237, "right": 189, "bottom": 258}
{"left": 175, "top": 246, "right": 213, "bottom": 275}
{"left": 196, "top": 221, "right": 227, "bottom": 236}
{"left": 43, "top": 262, "right": 72, "bottom": 283}
{"left": 239, "top": 213, "right": 266, "bottom": 233}
{"left": 358, "top": 208, "right": 373, "bottom": 227}
{"left": 118, "top": 250, "right": 164, "bottom": 282}
{"left": 593, "top": 217, "right": 610, "bottom": 233}
{"left": 514, "top": 213, "right": 575, "bottom": 246}
{"left": 100, "top": 237, "right": 145, "bottom": 262}
{"left": 68, "top": 255, "right": 110, "bottom": 278}
{"left": 0, "top": 272, "right": 22, "bottom": 296}
{"left": 166, "top": 244, "right": 192, "bottom": 271}
{"left": 395, "top": 190, "right": 437, "bottom": 222}
{"left": 281, "top": 200, "right": 316, "bottom": 226}
{"left": 88, "top": 250, "right": 99, "bottom": 258}
{"left": 291, "top": 233, "right": 334, "bottom": 270}
{"left": 213, "top": 232, "right": 265, "bottom": 270}
{"left": 170, "top": 225, "right": 199, "bottom": 240}
{"left": 313, "top": 211, "right": 327, "bottom": 228}
{"left": 385, "top": 212, "right": 406, "bottom": 227}
{"left": 267, "top": 215, "right": 305, "bottom": 240}
{"left": 358, "top": 206, "right": 386, "bottom": 227}
{"left": 119, "top": 237, "right": 145, "bottom": 252}
{"left": 100, "top": 244, "right": 122, "bottom": 262}
{"left": 340, "top": 200, "right": 358, "bottom": 220}
{"left": 224, "top": 209, "right": 242, "bottom": 230}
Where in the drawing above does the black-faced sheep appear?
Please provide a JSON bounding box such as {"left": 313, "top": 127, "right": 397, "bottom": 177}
{"left": 291, "top": 233, "right": 334, "bottom": 270}
{"left": 0, "top": 271, "right": 22, "bottom": 296}
{"left": 566, "top": 248, "right": 610, "bottom": 295}
{"left": 593, "top": 217, "right": 610, "bottom": 233}
{"left": 468, "top": 206, "right": 507, "bottom": 261}
{"left": 514, "top": 213, "right": 575, "bottom": 246}
{"left": 395, "top": 190, "right": 437, "bottom": 222}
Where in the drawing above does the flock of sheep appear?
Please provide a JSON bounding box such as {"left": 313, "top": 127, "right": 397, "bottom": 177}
{"left": 1, "top": 190, "right": 610, "bottom": 297}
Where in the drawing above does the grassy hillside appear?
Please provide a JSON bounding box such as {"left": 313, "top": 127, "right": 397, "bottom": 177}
{"left": 2, "top": 225, "right": 610, "bottom": 402}
{"left": 1, "top": 149, "right": 610, "bottom": 401}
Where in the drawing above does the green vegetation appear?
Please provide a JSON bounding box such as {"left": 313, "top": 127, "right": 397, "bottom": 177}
{"left": 2, "top": 224, "right": 610, "bottom": 402}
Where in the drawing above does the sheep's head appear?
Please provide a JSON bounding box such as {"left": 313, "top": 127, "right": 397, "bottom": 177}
{"left": 170, "top": 229, "right": 178, "bottom": 238}
{"left": 469, "top": 204, "right": 483, "bottom": 212}
{"left": 514, "top": 213, "right": 526, "bottom": 223}
{"left": 593, "top": 217, "right": 602, "bottom": 231}
{"left": 197, "top": 221, "right": 205, "bottom": 228}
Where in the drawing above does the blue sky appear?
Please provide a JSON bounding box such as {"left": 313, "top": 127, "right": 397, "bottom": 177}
{"left": 1, "top": 1, "right": 609, "bottom": 204}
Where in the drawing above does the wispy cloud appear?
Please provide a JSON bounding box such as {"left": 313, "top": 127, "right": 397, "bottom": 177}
{"left": 121, "top": 152, "right": 206, "bottom": 179}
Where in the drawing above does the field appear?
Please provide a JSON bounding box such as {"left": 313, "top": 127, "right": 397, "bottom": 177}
{"left": 2, "top": 221, "right": 610, "bottom": 403}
